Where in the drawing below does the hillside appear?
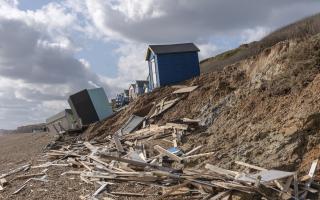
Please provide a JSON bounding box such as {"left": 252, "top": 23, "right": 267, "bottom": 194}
{"left": 200, "top": 13, "right": 320, "bottom": 73}
{"left": 1, "top": 15, "right": 320, "bottom": 200}
{"left": 88, "top": 32, "right": 320, "bottom": 173}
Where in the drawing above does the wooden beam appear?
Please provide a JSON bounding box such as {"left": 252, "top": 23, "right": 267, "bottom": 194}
{"left": 205, "top": 164, "right": 239, "bottom": 177}
{"left": 184, "top": 145, "right": 202, "bottom": 156}
{"left": 13, "top": 173, "right": 45, "bottom": 180}
{"left": 99, "top": 153, "right": 177, "bottom": 172}
{"left": 83, "top": 142, "right": 98, "bottom": 152}
{"left": 210, "top": 191, "right": 231, "bottom": 200}
{"left": 182, "top": 152, "right": 215, "bottom": 160}
{"left": 154, "top": 145, "right": 182, "bottom": 162}
{"left": 165, "top": 123, "right": 188, "bottom": 130}
{"left": 0, "top": 164, "right": 30, "bottom": 179}
{"left": 234, "top": 161, "right": 266, "bottom": 171}
{"left": 172, "top": 86, "right": 198, "bottom": 94}
{"left": 113, "top": 135, "right": 125, "bottom": 153}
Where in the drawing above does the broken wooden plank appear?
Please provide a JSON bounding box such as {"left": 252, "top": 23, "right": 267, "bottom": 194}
{"left": 235, "top": 161, "right": 266, "bottom": 171}
{"left": 88, "top": 156, "right": 116, "bottom": 173}
{"left": 118, "top": 115, "right": 145, "bottom": 136}
{"left": 93, "top": 182, "right": 108, "bottom": 197}
{"left": 154, "top": 145, "right": 182, "bottom": 162}
{"left": 78, "top": 160, "right": 92, "bottom": 171}
{"left": 184, "top": 145, "right": 202, "bottom": 156}
{"left": 99, "top": 153, "right": 177, "bottom": 172}
{"left": 12, "top": 184, "right": 27, "bottom": 195}
{"left": 236, "top": 170, "right": 295, "bottom": 183}
{"left": 181, "top": 118, "right": 200, "bottom": 124}
{"left": 84, "top": 142, "right": 98, "bottom": 153}
{"left": 110, "top": 192, "right": 154, "bottom": 197}
{"left": 13, "top": 173, "right": 45, "bottom": 180}
{"left": 210, "top": 191, "right": 231, "bottom": 200}
{"left": 205, "top": 164, "right": 239, "bottom": 177}
{"left": 182, "top": 152, "right": 215, "bottom": 160}
{"left": 300, "top": 159, "right": 318, "bottom": 199}
{"left": 113, "top": 135, "right": 125, "bottom": 153}
{"left": 150, "top": 97, "right": 182, "bottom": 118}
{"left": 293, "top": 173, "right": 299, "bottom": 199}
{"left": 0, "top": 164, "right": 30, "bottom": 179}
{"left": 165, "top": 123, "right": 188, "bottom": 131}
{"left": 279, "top": 176, "right": 293, "bottom": 199}
{"left": 172, "top": 86, "right": 198, "bottom": 94}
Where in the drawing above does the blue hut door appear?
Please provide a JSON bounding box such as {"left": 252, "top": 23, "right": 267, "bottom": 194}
{"left": 151, "top": 59, "right": 158, "bottom": 88}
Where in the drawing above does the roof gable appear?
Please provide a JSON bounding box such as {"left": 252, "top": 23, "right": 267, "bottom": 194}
{"left": 146, "top": 43, "right": 200, "bottom": 60}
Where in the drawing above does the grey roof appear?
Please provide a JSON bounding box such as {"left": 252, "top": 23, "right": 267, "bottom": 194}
{"left": 146, "top": 43, "right": 200, "bottom": 60}
{"left": 46, "top": 109, "right": 73, "bottom": 124}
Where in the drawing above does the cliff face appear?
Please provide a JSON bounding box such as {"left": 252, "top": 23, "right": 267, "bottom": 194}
{"left": 86, "top": 34, "right": 320, "bottom": 178}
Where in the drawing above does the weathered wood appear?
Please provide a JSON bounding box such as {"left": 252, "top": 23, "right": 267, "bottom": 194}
{"left": 150, "top": 97, "right": 182, "bottom": 118}
{"left": 210, "top": 191, "right": 231, "bottom": 200}
{"left": 99, "top": 153, "right": 177, "bottom": 172}
{"left": 110, "top": 192, "right": 153, "bottom": 197}
{"left": 14, "top": 173, "right": 45, "bottom": 180}
{"left": 88, "top": 156, "right": 116, "bottom": 173}
{"left": 84, "top": 142, "right": 98, "bottom": 152}
{"left": 32, "top": 163, "right": 71, "bottom": 169}
{"left": 235, "top": 161, "right": 266, "bottom": 171}
{"left": 165, "top": 123, "right": 188, "bottom": 130}
{"left": 236, "top": 170, "right": 295, "bottom": 183}
{"left": 300, "top": 159, "right": 318, "bottom": 199}
{"left": 151, "top": 171, "right": 180, "bottom": 179}
{"left": 184, "top": 145, "right": 202, "bottom": 156}
{"left": 293, "top": 173, "right": 299, "bottom": 199}
{"left": 279, "top": 176, "right": 293, "bottom": 199}
{"left": 205, "top": 164, "right": 239, "bottom": 177}
{"left": 182, "top": 152, "right": 215, "bottom": 160}
{"left": 12, "top": 183, "right": 27, "bottom": 195}
{"left": 78, "top": 160, "right": 92, "bottom": 171}
{"left": 172, "top": 86, "right": 198, "bottom": 94}
{"left": 0, "top": 164, "right": 30, "bottom": 179}
{"left": 154, "top": 145, "right": 182, "bottom": 162}
{"left": 93, "top": 182, "right": 108, "bottom": 197}
{"left": 113, "top": 135, "right": 125, "bottom": 153}
{"left": 181, "top": 118, "right": 200, "bottom": 124}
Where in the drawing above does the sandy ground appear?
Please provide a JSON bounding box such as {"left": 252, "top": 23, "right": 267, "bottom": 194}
{"left": 0, "top": 132, "right": 98, "bottom": 200}
{"left": 0, "top": 132, "right": 54, "bottom": 172}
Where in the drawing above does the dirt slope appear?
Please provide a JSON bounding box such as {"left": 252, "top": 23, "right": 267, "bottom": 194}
{"left": 200, "top": 13, "right": 320, "bottom": 73}
{"left": 87, "top": 33, "right": 320, "bottom": 177}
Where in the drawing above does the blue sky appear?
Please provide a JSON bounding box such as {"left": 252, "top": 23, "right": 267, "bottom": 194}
{"left": 0, "top": 0, "right": 320, "bottom": 129}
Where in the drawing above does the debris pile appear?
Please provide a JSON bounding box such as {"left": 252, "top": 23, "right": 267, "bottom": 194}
{"left": 1, "top": 85, "right": 319, "bottom": 199}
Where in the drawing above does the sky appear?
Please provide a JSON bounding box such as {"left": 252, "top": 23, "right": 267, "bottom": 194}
{"left": 0, "top": 0, "right": 320, "bottom": 129}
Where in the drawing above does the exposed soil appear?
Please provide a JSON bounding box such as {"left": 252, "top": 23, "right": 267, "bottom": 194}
{"left": 86, "top": 34, "right": 320, "bottom": 178}
{"left": 1, "top": 32, "right": 320, "bottom": 200}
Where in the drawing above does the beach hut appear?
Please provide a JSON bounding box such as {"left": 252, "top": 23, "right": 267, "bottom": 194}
{"left": 145, "top": 43, "right": 200, "bottom": 90}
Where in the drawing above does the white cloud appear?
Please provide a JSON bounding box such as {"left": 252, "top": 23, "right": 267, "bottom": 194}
{"left": 1, "top": 0, "right": 320, "bottom": 129}
{"left": 241, "top": 26, "right": 270, "bottom": 43}
{"left": 0, "top": 1, "right": 110, "bottom": 128}
{"left": 197, "top": 43, "right": 219, "bottom": 60}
